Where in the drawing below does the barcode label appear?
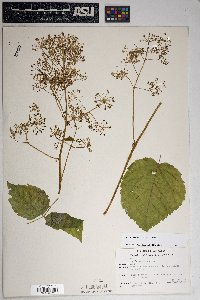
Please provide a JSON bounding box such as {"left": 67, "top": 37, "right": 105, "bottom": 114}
{"left": 31, "top": 284, "right": 64, "bottom": 296}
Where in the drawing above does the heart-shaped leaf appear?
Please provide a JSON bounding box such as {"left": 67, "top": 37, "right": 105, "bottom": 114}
{"left": 45, "top": 212, "right": 83, "bottom": 242}
{"left": 120, "top": 158, "right": 186, "bottom": 231}
{"left": 7, "top": 182, "right": 50, "bottom": 220}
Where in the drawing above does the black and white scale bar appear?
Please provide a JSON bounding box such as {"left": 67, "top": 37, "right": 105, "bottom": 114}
{"left": 3, "top": 2, "right": 99, "bottom": 23}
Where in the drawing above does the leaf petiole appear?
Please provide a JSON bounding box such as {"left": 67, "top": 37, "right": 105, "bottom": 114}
{"left": 27, "top": 197, "right": 59, "bottom": 224}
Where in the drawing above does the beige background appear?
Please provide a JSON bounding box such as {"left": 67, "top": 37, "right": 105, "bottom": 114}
{"left": 3, "top": 27, "right": 189, "bottom": 297}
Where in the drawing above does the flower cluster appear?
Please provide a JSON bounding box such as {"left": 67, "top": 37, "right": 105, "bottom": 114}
{"left": 111, "top": 68, "right": 128, "bottom": 80}
{"left": 50, "top": 125, "right": 67, "bottom": 149}
{"left": 28, "top": 103, "right": 46, "bottom": 134}
{"left": 10, "top": 32, "right": 116, "bottom": 196}
{"left": 65, "top": 90, "right": 113, "bottom": 136}
{"left": 31, "top": 33, "right": 87, "bottom": 93}
{"left": 10, "top": 122, "right": 29, "bottom": 141}
{"left": 30, "top": 33, "right": 114, "bottom": 145}
{"left": 49, "top": 88, "right": 114, "bottom": 149}
{"left": 147, "top": 78, "right": 166, "bottom": 96}
{"left": 31, "top": 63, "right": 87, "bottom": 94}
{"left": 32, "top": 33, "right": 85, "bottom": 66}
{"left": 10, "top": 103, "right": 46, "bottom": 140}
{"left": 88, "top": 120, "right": 111, "bottom": 136}
{"left": 50, "top": 125, "right": 63, "bottom": 139}
{"left": 141, "top": 33, "right": 171, "bottom": 65}
{"left": 94, "top": 91, "right": 115, "bottom": 110}
{"left": 112, "top": 33, "right": 171, "bottom": 86}
{"left": 122, "top": 45, "right": 145, "bottom": 65}
{"left": 68, "top": 103, "right": 88, "bottom": 124}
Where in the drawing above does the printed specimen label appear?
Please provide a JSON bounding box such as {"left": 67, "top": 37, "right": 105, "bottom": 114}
{"left": 116, "top": 247, "right": 190, "bottom": 294}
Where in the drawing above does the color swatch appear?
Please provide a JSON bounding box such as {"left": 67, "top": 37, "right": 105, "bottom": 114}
{"left": 105, "top": 6, "right": 130, "bottom": 23}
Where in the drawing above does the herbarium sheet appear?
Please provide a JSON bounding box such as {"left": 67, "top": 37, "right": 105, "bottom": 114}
{"left": 3, "top": 27, "right": 190, "bottom": 297}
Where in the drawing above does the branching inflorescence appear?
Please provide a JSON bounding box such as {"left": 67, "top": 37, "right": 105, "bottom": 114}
{"left": 10, "top": 32, "right": 115, "bottom": 194}
{"left": 103, "top": 32, "right": 171, "bottom": 214}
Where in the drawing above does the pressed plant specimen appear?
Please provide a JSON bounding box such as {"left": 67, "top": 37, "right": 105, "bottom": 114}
{"left": 8, "top": 32, "right": 114, "bottom": 241}
{"left": 103, "top": 33, "right": 186, "bottom": 231}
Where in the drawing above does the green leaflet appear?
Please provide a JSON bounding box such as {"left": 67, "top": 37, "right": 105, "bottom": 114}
{"left": 7, "top": 182, "right": 50, "bottom": 220}
{"left": 45, "top": 212, "right": 83, "bottom": 242}
{"left": 120, "top": 158, "right": 186, "bottom": 231}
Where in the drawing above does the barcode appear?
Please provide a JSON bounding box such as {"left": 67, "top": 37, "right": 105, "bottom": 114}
{"left": 31, "top": 284, "right": 64, "bottom": 296}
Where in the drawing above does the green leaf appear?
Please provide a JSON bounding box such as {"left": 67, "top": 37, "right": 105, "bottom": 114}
{"left": 64, "top": 136, "right": 74, "bottom": 142}
{"left": 7, "top": 182, "right": 50, "bottom": 220}
{"left": 120, "top": 158, "right": 186, "bottom": 231}
{"left": 45, "top": 212, "right": 83, "bottom": 242}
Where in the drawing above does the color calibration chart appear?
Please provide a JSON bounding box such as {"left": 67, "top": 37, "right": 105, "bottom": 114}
{"left": 105, "top": 6, "right": 130, "bottom": 23}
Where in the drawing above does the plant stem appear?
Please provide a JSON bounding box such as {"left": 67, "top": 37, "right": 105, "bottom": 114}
{"left": 61, "top": 126, "right": 78, "bottom": 180}
{"left": 103, "top": 39, "right": 152, "bottom": 214}
{"left": 51, "top": 90, "right": 63, "bottom": 114}
{"left": 58, "top": 100, "right": 68, "bottom": 194}
{"left": 36, "top": 68, "right": 63, "bottom": 115}
{"left": 125, "top": 77, "right": 135, "bottom": 141}
{"left": 58, "top": 56, "right": 69, "bottom": 194}
{"left": 129, "top": 41, "right": 150, "bottom": 143}
{"left": 132, "top": 64, "right": 138, "bottom": 76}
{"left": 135, "top": 86, "right": 150, "bottom": 92}
{"left": 133, "top": 43, "right": 150, "bottom": 89}
{"left": 43, "top": 198, "right": 59, "bottom": 217}
{"left": 67, "top": 105, "right": 98, "bottom": 124}
{"left": 103, "top": 41, "right": 152, "bottom": 215}
{"left": 42, "top": 87, "right": 63, "bottom": 115}
{"left": 23, "top": 141, "right": 58, "bottom": 160}
{"left": 27, "top": 215, "right": 44, "bottom": 224}
{"left": 132, "top": 88, "right": 135, "bottom": 141}
{"left": 103, "top": 102, "right": 162, "bottom": 215}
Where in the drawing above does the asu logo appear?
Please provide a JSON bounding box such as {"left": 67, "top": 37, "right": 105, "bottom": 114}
{"left": 73, "top": 6, "right": 95, "bottom": 17}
